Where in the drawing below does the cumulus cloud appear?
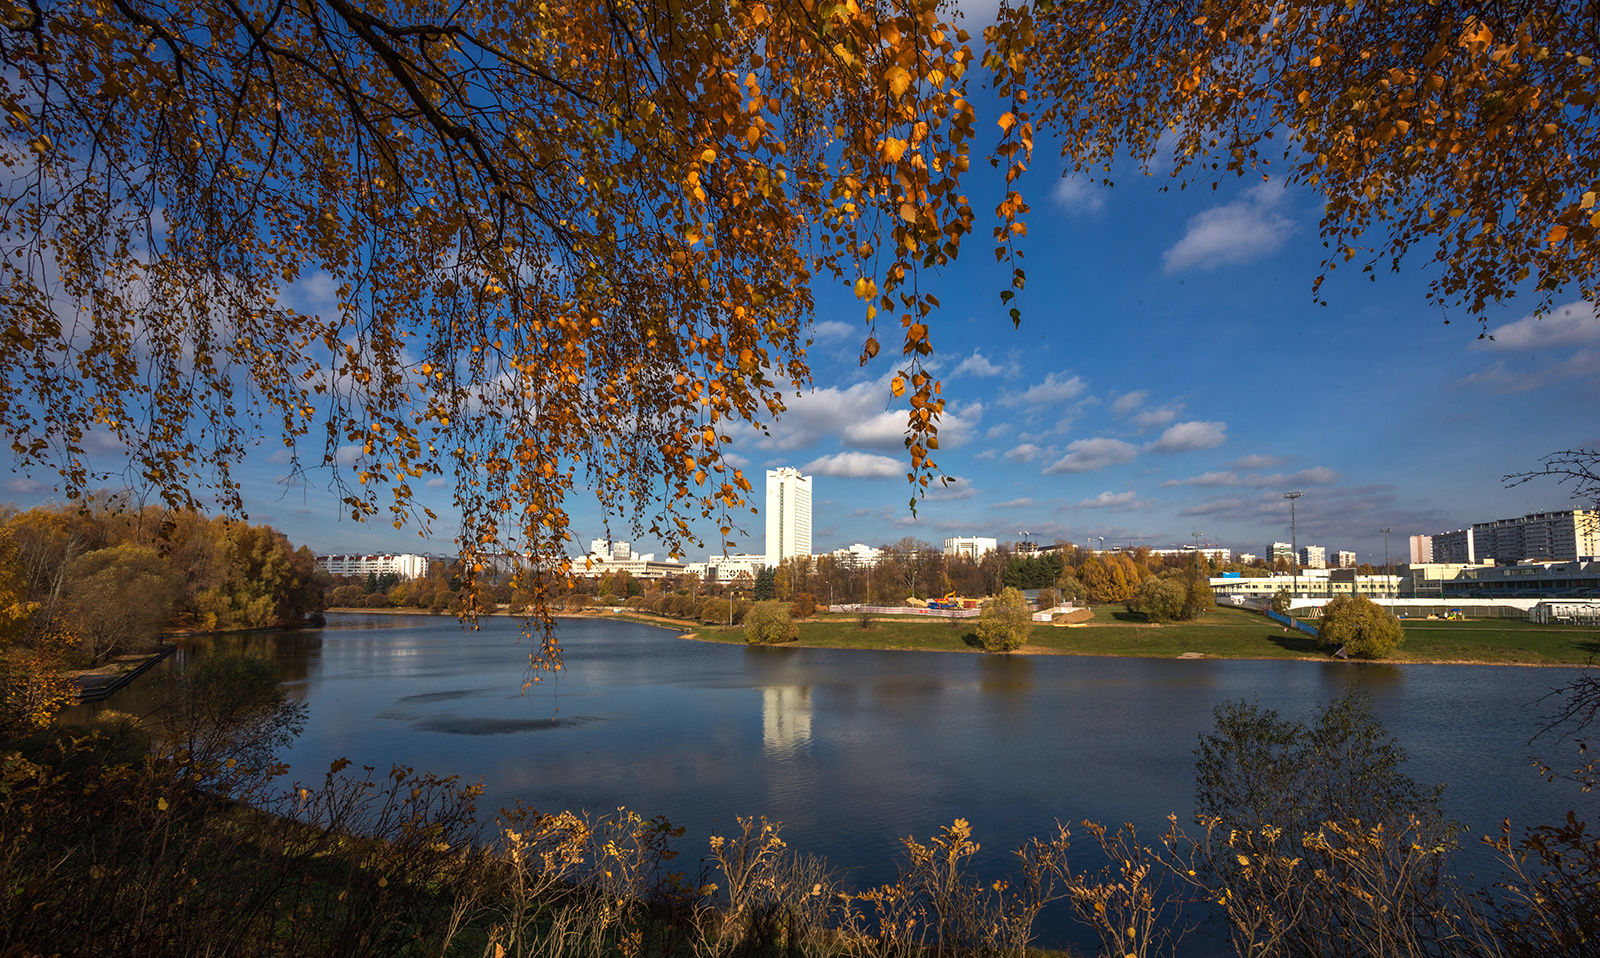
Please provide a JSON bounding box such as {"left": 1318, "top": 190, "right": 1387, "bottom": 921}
{"left": 1231, "top": 454, "right": 1288, "bottom": 470}
{"left": 1131, "top": 404, "right": 1183, "bottom": 431}
{"left": 4, "top": 478, "right": 52, "bottom": 495}
{"left": 1458, "top": 350, "right": 1600, "bottom": 392}
{"left": 1479, "top": 301, "right": 1600, "bottom": 350}
{"left": 925, "top": 477, "right": 977, "bottom": 501}
{"left": 747, "top": 378, "right": 981, "bottom": 452}
{"left": 1163, "top": 183, "right": 1296, "bottom": 273}
{"left": 1074, "top": 490, "right": 1150, "bottom": 511}
{"left": 1052, "top": 174, "right": 1107, "bottom": 217}
{"left": 1000, "top": 372, "right": 1088, "bottom": 407}
{"left": 811, "top": 320, "right": 857, "bottom": 342}
{"left": 799, "top": 451, "right": 904, "bottom": 478}
{"left": 1111, "top": 390, "right": 1148, "bottom": 416}
{"left": 1147, "top": 420, "right": 1227, "bottom": 453}
{"left": 1043, "top": 438, "right": 1139, "bottom": 474}
{"left": 1004, "top": 443, "right": 1044, "bottom": 463}
{"left": 1161, "top": 465, "right": 1339, "bottom": 488}
{"left": 953, "top": 350, "right": 1014, "bottom": 377}
{"left": 426, "top": 477, "right": 449, "bottom": 488}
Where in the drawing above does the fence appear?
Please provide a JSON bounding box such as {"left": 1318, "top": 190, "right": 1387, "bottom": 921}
{"left": 1265, "top": 608, "right": 1320, "bottom": 639}
{"left": 829, "top": 604, "right": 981, "bottom": 619}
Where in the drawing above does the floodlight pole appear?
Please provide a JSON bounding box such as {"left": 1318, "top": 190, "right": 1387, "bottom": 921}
{"left": 1380, "top": 527, "right": 1393, "bottom": 598}
{"left": 1284, "top": 491, "right": 1304, "bottom": 598}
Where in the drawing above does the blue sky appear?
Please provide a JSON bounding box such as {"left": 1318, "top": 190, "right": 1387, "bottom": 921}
{"left": 6, "top": 20, "right": 1598, "bottom": 565}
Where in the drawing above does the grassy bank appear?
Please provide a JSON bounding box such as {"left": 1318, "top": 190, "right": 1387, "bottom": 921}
{"left": 677, "top": 606, "right": 1600, "bottom": 666}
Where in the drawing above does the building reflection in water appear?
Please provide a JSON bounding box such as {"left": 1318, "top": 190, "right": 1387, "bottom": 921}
{"left": 762, "top": 686, "right": 813, "bottom": 753}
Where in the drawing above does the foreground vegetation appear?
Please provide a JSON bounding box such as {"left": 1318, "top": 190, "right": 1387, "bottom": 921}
{"left": 7, "top": 663, "right": 1598, "bottom": 958}
{"left": 678, "top": 606, "right": 1600, "bottom": 666}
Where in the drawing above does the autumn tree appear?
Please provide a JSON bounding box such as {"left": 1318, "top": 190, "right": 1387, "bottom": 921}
{"left": 1318, "top": 594, "right": 1405, "bottom": 659}
{"left": 976, "top": 586, "right": 1032, "bottom": 652}
{"left": 0, "top": 0, "right": 991, "bottom": 681}
{"left": 64, "top": 544, "right": 178, "bottom": 666}
{"left": 743, "top": 601, "right": 798, "bottom": 644}
{"left": 1007, "top": 0, "right": 1600, "bottom": 324}
{"left": 1127, "top": 576, "right": 1185, "bottom": 623}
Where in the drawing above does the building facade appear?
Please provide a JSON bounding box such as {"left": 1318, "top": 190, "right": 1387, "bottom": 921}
{"left": 1419, "top": 510, "right": 1598, "bottom": 565}
{"left": 1299, "top": 545, "right": 1327, "bottom": 569}
{"left": 316, "top": 553, "right": 430, "bottom": 579}
{"left": 1268, "top": 542, "right": 1295, "bottom": 564}
{"left": 943, "top": 536, "right": 998, "bottom": 559}
{"left": 1335, "top": 550, "right": 1358, "bottom": 568}
{"left": 765, "top": 467, "right": 813, "bottom": 568}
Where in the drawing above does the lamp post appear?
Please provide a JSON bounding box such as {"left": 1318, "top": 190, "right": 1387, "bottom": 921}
{"left": 1380, "top": 527, "right": 1393, "bottom": 598}
{"left": 1284, "top": 491, "right": 1304, "bottom": 598}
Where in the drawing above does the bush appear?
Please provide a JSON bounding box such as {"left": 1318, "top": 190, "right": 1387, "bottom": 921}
{"left": 362, "top": 593, "right": 392, "bottom": 608}
{"left": 975, "top": 587, "right": 1031, "bottom": 652}
{"left": 1318, "top": 593, "right": 1405, "bottom": 659}
{"left": 1126, "top": 576, "right": 1184, "bottom": 623}
{"left": 1271, "top": 588, "right": 1292, "bottom": 614}
{"left": 790, "top": 592, "right": 816, "bottom": 618}
{"left": 743, "top": 601, "right": 798, "bottom": 644}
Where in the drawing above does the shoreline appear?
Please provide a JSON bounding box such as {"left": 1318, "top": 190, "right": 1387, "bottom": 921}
{"left": 317, "top": 606, "right": 1597, "bottom": 669}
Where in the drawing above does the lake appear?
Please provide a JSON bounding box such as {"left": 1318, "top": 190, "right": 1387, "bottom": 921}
{"left": 70, "top": 612, "right": 1599, "bottom": 953}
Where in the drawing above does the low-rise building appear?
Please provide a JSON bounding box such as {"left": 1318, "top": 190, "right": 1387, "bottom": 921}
{"left": 316, "top": 553, "right": 431, "bottom": 579}
{"left": 943, "top": 536, "right": 998, "bottom": 559}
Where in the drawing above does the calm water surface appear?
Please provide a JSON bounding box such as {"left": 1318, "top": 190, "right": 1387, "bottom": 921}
{"left": 75, "top": 612, "right": 1598, "bottom": 952}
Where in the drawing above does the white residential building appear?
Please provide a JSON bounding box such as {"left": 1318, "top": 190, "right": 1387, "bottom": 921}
{"left": 1299, "top": 545, "right": 1327, "bottom": 569}
{"left": 765, "top": 467, "right": 813, "bottom": 568}
{"left": 316, "top": 553, "right": 431, "bottom": 579}
{"left": 943, "top": 536, "right": 998, "bottom": 559}
{"left": 828, "top": 543, "right": 882, "bottom": 567}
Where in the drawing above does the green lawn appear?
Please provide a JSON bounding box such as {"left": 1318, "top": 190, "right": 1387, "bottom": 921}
{"left": 676, "top": 606, "right": 1600, "bottom": 665}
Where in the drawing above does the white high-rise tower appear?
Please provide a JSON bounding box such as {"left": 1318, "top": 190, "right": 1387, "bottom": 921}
{"left": 764, "top": 467, "right": 813, "bottom": 567}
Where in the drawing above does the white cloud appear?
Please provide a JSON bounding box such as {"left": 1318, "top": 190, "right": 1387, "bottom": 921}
{"left": 1052, "top": 174, "right": 1107, "bottom": 217}
{"left": 1231, "top": 454, "right": 1288, "bottom": 470}
{"left": 1043, "top": 438, "right": 1139, "bottom": 474}
{"left": 811, "top": 320, "right": 857, "bottom": 342}
{"left": 953, "top": 350, "right": 1013, "bottom": 377}
{"left": 1159, "top": 471, "right": 1241, "bottom": 488}
{"left": 992, "top": 497, "right": 1036, "bottom": 509}
{"left": 426, "top": 478, "right": 449, "bottom": 488}
{"left": 799, "top": 451, "right": 904, "bottom": 478}
{"left": 1480, "top": 301, "right": 1600, "bottom": 350}
{"left": 925, "top": 477, "right": 976, "bottom": 501}
{"left": 1458, "top": 349, "right": 1600, "bottom": 392}
{"left": 1111, "top": 390, "right": 1148, "bottom": 417}
{"left": 1147, "top": 420, "right": 1227, "bottom": 453}
{"left": 1131, "top": 404, "right": 1183, "bottom": 431}
{"left": 4, "top": 478, "right": 51, "bottom": 495}
{"left": 1075, "top": 490, "right": 1150, "bottom": 511}
{"left": 1163, "top": 183, "right": 1296, "bottom": 273}
{"left": 1000, "top": 372, "right": 1088, "bottom": 408}
{"left": 722, "top": 453, "right": 750, "bottom": 468}
{"left": 753, "top": 379, "right": 981, "bottom": 452}
{"left": 1161, "top": 465, "right": 1340, "bottom": 488}
{"left": 1004, "top": 443, "right": 1044, "bottom": 463}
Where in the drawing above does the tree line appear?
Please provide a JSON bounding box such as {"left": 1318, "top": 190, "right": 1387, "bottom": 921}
{"left": 0, "top": 496, "right": 326, "bottom": 735}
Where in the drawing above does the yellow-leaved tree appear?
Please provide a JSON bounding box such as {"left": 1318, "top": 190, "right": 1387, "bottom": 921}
{"left": 0, "top": 0, "right": 987, "bottom": 669}
{"left": 999, "top": 0, "right": 1600, "bottom": 322}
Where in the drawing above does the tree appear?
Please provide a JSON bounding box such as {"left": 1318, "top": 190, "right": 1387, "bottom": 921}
{"left": 1009, "top": 0, "right": 1600, "bottom": 325}
{"left": 790, "top": 593, "right": 816, "bottom": 619}
{"left": 743, "top": 601, "right": 798, "bottom": 645}
{"left": 975, "top": 586, "right": 1032, "bottom": 653}
{"left": 1271, "top": 588, "right": 1293, "bottom": 615}
{"left": 0, "top": 0, "right": 983, "bottom": 674}
{"left": 151, "top": 653, "right": 307, "bottom": 788}
{"left": 1318, "top": 594, "right": 1405, "bottom": 659}
{"left": 1182, "top": 576, "right": 1214, "bottom": 621}
{"left": 1188, "top": 691, "right": 1451, "bottom": 958}
{"left": 64, "top": 544, "right": 179, "bottom": 666}
{"left": 752, "top": 567, "right": 777, "bottom": 602}
{"left": 1126, "top": 576, "right": 1184, "bottom": 623}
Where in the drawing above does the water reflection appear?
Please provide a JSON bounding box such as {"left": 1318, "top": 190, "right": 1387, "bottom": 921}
{"left": 762, "top": 686, "right": 812, "bottom": 753}
{"left": 69, "top": 612, "right": 1596, "bottom": 955}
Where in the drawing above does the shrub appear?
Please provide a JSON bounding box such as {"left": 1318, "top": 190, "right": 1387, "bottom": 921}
{"left": 1126, "top": 577, "right": 1184, "bottom": 623}
{"left": 790, "top": 592, "right": 816, "bottom": 618}
{"left": 1271, "top": 588, "right": 1292, "bottom": 615}
{"left": 1318, "top": 594, "right": 1405, "bottom": 659}
{"left": 363, "top": 593, "right": 392, "bottom": 608}
{"left": 975, "top": 587, "right": 1031, "bottom": 652}
{"left": 743, "top": 601, "right": 798, "bottom": 644}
